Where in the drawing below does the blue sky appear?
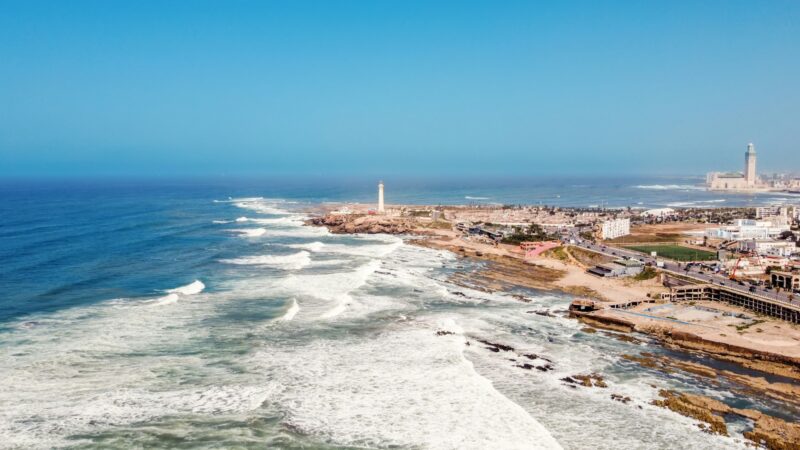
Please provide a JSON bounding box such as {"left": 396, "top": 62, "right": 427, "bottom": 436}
{"left": 1, "top": 1, "right": 798, "bottom": 177}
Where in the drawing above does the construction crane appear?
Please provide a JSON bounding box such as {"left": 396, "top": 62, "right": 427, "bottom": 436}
{"left": 729, "top": 256, "right": 745, "bottom": 281}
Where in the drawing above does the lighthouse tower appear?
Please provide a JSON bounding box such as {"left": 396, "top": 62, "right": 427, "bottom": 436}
{"left": 745, "top": 143, "right": 757, "bottom": 186}
{"left": 378, "top": 181, "right": 385, "bottom": 213}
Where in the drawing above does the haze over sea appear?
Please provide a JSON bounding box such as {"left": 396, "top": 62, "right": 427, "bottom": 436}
{"left": 1, "top": 176, "right": 797, "bottom": 449}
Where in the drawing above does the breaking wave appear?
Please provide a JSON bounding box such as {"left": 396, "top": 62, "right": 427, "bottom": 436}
{"left": 277, "top": 298, "right": 300, "bottom": 322}
{"left": 166, "top": 280, "right": 205, "bottom": 295}
{"left": 221, "top": 251, "right": 312, "bottom": 270}
{"left": 229, "top": 228, "right": 267, "bottom": 237}
{"left": 634, "top": 184, "right": 704, "bottom": 191}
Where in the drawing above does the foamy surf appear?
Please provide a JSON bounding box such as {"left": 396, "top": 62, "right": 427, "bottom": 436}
{"left": 230, "top": 228, "right": 267, "bottom": 237}
{"left": 221, "top": 251, "right": 312, "bottom": 270}
{"left": 250, "top": 319, "right": 563, "bottom": 450}
{"left": 166, "top": 280, "right": 206, "bottom": 295}
{"left": 277, "top": 298, "right": 300, "bottom": 322}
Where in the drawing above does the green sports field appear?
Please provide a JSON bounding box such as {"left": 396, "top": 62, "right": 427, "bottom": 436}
{"left": 624, "top": 244, "right": 717, "bottom": 261}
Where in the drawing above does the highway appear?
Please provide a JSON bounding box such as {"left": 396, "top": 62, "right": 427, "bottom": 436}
{"left": 564, "top": 235, "right": 800, "bottom": 307}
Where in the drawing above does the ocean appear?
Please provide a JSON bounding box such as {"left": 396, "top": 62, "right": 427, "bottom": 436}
{"left": 0, "top": 176, "right": 797, "bottom": 449}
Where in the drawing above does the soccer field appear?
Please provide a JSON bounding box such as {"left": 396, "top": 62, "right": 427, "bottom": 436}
{"left": 624, "top": 244, "right": 717, "bottom": 261}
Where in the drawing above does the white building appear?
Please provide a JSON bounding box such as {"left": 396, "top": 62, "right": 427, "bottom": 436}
{"left": 705, "top": 219, "right": 790, "bottom": 241}
{"left": 641, "top": 208, "right": 675, "bottom": 217}
{"left": 738, "top": 239, "right": 798, "bottom": 257}
{"left": 600, "top": 218, "right": 630, "bottom": 240}
{"left": 756, "top": 206, "right": 796, "bottom": 226}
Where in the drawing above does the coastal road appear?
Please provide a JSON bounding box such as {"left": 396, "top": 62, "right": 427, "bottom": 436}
{"left": 565, "top": 236, "right": 800, "bottom": 307}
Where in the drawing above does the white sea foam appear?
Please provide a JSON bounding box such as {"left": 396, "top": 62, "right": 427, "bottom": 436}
{"left": 235, "top": 216, "right": 249, "bottom": 222}
{"left": 277, "top": 298, "right": 300, "bottom": 322}
{"left": 212, "top": 219, "right": 232, "bottom": 224}
{"left": 634, "top": 184, "right": 704, "bottom": 190}
{"left": 213, "top": 196, "right": 264, "bottom": 203}
{"left": 288, "top": 241, "right": 326, "bottom": 252}
{"left": 229, "top": 228, "right": 267, "bottom": 237}
{"left": 234, "top": 201, "right": 289, "bottom": 215}
{"left": 250, "top": 318, "right": 563, "bottom": 450}
{"left": 249, "top": 216, "right": 306, "bottom": 226}
{"left": 221, "top": 251, "right": 312, "bottom": 270}
{"left": 259, "top": 227, "right": 329, "bottom": 238}
{"left": 166, "top": 280, "right": 206, "bottom": 295}
{"left": 288, "top": 239, "right": 401, "bottom": 257}
{"left": 146, "top": 293, "right": 180, "bottom": 305}
{"left": 280, "top": 260, "right": 381, "bottom": 320}
{"left": 465, "top": 195, "right": 491, "bottom": 200}
{"left": 666, "top": 199, "right": 726, "bottom": 207}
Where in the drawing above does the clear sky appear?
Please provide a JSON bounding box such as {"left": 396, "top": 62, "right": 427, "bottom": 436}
{"left": 1, "top": 1, "right": 798, "bottom": 177}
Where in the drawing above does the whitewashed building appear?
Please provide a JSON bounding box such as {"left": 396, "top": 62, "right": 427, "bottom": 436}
{"left": 705, "top": 219, "right": 790, "bottom": 241}
{"left": 738, "top": 239, "right": 798, "bottom": 257}
{"left": 600, "top": 218, "right": 630, "bottom": 240}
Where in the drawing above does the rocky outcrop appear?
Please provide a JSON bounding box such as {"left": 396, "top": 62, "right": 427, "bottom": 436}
{"left": 663, "top": 330, "right": 800, "bottom": 374}
{"left": 651, "top": 390, "right": 800, "bottom": 448}
{"left": 307, "top": 215, "right": 425, "bottom": 235}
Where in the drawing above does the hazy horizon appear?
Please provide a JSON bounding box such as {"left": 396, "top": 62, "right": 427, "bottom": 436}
{"left": 2, "top": 1, "right": 798, "bottom": 177}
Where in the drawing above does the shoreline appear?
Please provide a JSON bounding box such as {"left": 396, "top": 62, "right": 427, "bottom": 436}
{"left": 307, "top": 210, "right": 800, "bottom": 378}
{"left": 307, "top": 210, "right": 800, "bottom": 448}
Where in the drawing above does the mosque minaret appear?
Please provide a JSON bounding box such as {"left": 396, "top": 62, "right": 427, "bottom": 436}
{"left": 745, "top": 142, "right": 757, "bottom": 186}
{"left": 706, "top": 142, "right": 768, "bottom": 191}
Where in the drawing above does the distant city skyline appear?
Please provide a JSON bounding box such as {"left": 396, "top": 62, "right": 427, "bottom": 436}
{"left": 1, "top": 1, "right": 798, "bottom": 177}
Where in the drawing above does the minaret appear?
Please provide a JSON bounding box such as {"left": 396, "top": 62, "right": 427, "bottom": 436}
{"left": 378, "top": 181, "right": 385, "bottom": 213}
{"left": 745, "top": 143, "right": 757, "bottom": 186}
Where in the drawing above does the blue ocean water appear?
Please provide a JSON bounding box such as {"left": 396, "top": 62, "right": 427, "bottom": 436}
{"left": 0, "top": 177, "right": 796, "bottom": 449}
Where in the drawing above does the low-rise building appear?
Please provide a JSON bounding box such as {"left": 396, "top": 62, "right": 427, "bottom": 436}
{"left": 771, "top": 270, "right": 800, "bottom": 291}
{"left": 705, "top": 219, "right": 790, "bottom": 241}
{"left": 739, "top": 239, "right": 798, "bottom": 257}
{"left": 587, "top": 259, "right": 643, "bottom": 277}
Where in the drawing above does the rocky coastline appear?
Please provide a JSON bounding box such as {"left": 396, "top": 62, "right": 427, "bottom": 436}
{"left": 308, "top": 212, "right": 800, "bottom": 448}
{"left": 306, "top": 215, "right": 427, "bottom": 235}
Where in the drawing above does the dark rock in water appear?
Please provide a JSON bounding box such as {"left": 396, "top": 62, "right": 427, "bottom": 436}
{"left": 477, "top": 339, "right": 515, "bottom": 352}
{"left": 512, "top": 294, "right": 532, "bottom": 303}
{"left": 450, "top": 291, "right": 467, "bottom": 297}
{"left": 561, "top": 376, "right": 578, "bottom": 384}
{"left": 611, "top": 394, "right": 632, "bottom": 404}
{"left": 522, "top": 353, "right": 538, "bottom": 360}
{"left": 486, "top": 347, "right": 500, "bottom": 352}
{"left": 516, "top": 363, "right": 535, "bottom": 370}
{"left": 535, "top": 364, "right": 554, "bottom": 372}
{"left": 435, "top": 330, "right": 455, "bottom": 336}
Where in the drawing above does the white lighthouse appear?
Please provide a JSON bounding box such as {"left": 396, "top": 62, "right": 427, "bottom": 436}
{"left": 378, "top": 181, "right": 385, "bottom": 213}
{"left": 745, "top": 143, "right": 757, "bottom": 186}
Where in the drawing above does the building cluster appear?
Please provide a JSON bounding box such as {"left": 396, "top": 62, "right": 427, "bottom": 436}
{"left": 442, "top": 205, "right": 628, "bottom": 228}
